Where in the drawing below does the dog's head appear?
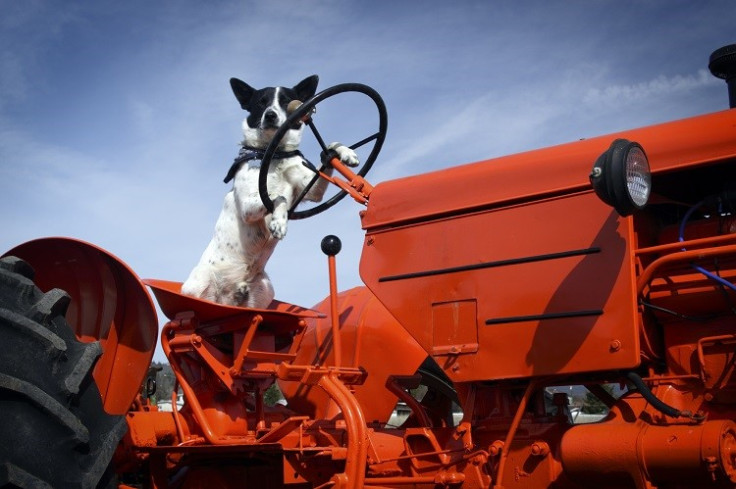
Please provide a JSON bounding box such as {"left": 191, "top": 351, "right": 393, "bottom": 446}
{"left": 230, "top": 75, "right": 319, "bottom": 151}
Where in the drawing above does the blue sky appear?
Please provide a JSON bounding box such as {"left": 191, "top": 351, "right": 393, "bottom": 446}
{"left": 1, "top": 1, "right": 734, "bottom": 359}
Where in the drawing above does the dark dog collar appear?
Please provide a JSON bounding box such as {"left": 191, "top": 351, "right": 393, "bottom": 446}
{"left": 223, "top": 145, "right": 303, "bottom": 184}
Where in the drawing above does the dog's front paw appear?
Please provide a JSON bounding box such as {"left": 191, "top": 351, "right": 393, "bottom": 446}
{"left": 328, "top": 142, "right": 360, "bottom": 167}
{"left": 268, "top": 211, "right": 288, "bottom": 239}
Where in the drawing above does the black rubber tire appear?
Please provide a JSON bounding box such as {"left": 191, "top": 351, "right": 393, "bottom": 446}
{"left": 0, "top": 256, "right": 127, "bottom": 489}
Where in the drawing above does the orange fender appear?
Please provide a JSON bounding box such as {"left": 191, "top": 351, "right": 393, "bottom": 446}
{"left": 3, "top": 237, "right": 158, "bottom": 415}
{"left": 279, "top": 286, "right": 428, "bottom": 424}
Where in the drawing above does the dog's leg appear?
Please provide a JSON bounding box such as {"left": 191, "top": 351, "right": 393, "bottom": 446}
{"left": 326, "top": 142, "right": 360, "bottom": 167}
{"left": 232, "top": 174, "right": 288, "bottom": 240}
{"left": 182, "top": 264, "right": 216, "bottom": 301}
{"left": 245, "top": 271, "right": 275, "bottom": 309}
{"left": 298, "top": 143, "right": 360, "bottom": 202}
{"left": 220, "top": 272, "right": 273, "bottom": 309}
{"left": 266, "top": 196, "right": 289, "bottom": 239}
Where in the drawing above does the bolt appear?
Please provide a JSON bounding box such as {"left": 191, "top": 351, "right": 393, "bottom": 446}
{"left": 610, "top": 339, "right": 622, "bottom": 352}
{"left": 489, "top": 440, "right": 504, "bottom": 457}
{"left": 530, "top": 441, "right": 550, "bottom": 457}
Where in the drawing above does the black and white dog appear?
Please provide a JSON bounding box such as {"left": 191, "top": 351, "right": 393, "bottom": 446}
{"left": 182, "top": 75, "right": 358, "bottom": 308}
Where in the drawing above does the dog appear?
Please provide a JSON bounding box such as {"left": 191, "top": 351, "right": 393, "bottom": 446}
{"left": 181, "top": 75, "right": 359, "bottom": 309}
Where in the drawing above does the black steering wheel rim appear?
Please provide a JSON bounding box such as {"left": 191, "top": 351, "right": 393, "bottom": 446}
{"left": 259, "top": 82, "right": 387, "bottom": 220}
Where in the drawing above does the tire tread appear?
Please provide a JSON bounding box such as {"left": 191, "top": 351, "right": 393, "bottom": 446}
{"left": 0, "top": 256, "right": 126, "bottom": 489}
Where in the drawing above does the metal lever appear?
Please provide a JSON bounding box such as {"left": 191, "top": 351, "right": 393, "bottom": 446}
{"left": 321, "top": 235, "right": 342, "bottom": 367}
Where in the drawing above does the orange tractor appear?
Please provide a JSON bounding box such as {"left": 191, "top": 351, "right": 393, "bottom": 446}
{"left": 3, "top": 45, "right": 736, "bottom": 489}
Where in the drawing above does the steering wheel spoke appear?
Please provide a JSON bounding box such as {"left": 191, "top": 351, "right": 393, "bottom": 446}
{"left": 289, "top": 172, "right": 323, "bottom": 215}
{"left": 259, "top": 83, "right": 387, "bottom": 220}
{"left": 301, "top": 159, "right": 320, "bottom": 174}
{"left": 307, "top": 120, "right": 330, "bottom": 154}
{"left": 349, "top": 131, "right": 382, "bottom": 151}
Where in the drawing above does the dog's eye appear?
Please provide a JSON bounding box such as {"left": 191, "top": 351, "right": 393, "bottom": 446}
{"left": 279, "top": 93, "right": 292, "bottom": 107}
{"left": 258, "top": 95, "right": 270, "bottom": 107}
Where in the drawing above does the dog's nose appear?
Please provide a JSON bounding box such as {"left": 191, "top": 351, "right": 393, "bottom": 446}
{"left": 263, "top": 109, "right": 279, "bottom": 126}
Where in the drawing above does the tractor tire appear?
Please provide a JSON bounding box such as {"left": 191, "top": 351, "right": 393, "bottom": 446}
{"left": 0, "top": 256, "right": 127, "bottom": 489}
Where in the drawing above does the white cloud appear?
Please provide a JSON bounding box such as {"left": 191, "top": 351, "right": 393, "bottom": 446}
{"left": 583, "top": 69, "right": 720, "bottom": 107}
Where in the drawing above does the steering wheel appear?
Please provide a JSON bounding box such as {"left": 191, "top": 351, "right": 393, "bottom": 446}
{"left": 259, "top": 83, "right": 387, "bottom": 220}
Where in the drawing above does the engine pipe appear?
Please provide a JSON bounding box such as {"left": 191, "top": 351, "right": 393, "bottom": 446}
{"left": 560, "top": 419, "right": 736, "bottom": 486}
{"left": 318, "top": 372, "right": 369, "bottom": 489}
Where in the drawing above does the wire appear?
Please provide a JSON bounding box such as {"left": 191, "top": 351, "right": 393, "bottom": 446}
{"left": 639, "top": 299, "right": 717, "bottom": 322}
{"left": 679, "top": 199, "right": 736, "bottom": 293}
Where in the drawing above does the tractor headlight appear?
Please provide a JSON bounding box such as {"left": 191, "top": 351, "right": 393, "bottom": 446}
{"left": 589, "top": 139, "right": 651, "bottom": 216}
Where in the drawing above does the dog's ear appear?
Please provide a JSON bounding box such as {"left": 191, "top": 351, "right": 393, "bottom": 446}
{"left": 293, "top": 75, "right": 319, "bottom": 102}
{"left": 230, "top": 78, "right": 256, "bottom": 111}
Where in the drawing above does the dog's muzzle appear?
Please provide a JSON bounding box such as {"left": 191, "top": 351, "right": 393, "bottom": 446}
{"left": 262, "top": 109, "right": 280, "bottom": 129}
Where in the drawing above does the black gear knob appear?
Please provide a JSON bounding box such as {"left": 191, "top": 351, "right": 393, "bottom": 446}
{"left": 321, "top": 235, "right": 342, "bottom": 256}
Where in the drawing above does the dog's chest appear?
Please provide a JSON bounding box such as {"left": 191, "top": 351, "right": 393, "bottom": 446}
{"left": 212, "top": 194, "right": 273, "bottom": 264}
{"left": 265, "top": 157, "right": 306, "bottom": 198}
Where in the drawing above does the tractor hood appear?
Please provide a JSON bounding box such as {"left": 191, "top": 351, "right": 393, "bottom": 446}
{"left": 359, "top": 109, "right": 736, "bottom": 383}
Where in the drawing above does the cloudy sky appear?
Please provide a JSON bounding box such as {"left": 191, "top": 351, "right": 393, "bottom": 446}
{"left": 1, "top": 1, "right": 734, "bottom": 359}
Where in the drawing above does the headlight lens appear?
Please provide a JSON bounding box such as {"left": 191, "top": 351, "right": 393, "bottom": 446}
{"left": 589, "top": 139, "right": 651, "bottom": 216}
{"left": 625, "top": 145, "right": 651, "bottom": 208}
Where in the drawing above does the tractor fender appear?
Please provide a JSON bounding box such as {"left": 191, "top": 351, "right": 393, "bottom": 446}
{"left": 279, "top": 286, "right": 428, "bottom": 424}
{"left": 3, "top": 237, "right": 158, "bottom": 415}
